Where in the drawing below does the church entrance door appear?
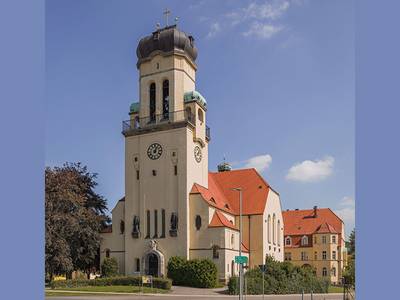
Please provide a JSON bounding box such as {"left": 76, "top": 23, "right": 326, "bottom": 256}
{"left": 148, "top": 253, "right": 158, "bottom": 277}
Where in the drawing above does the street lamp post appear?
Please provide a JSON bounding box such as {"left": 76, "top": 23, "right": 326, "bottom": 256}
{"left": 232, "top": 188, "right": 243, "bottom": 300}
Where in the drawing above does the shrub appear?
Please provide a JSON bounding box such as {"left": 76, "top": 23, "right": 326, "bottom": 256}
{"left": 228, "top": 256, "right": 329, "bottom": 295}
{"left": 49, "top": 276, "right": 172, "bottom": 290}
{"left": 167, "top": 256, "right": 218, "bottom": 288}
{"left": 101, "top": 257, "right": 119, "bottom": 277}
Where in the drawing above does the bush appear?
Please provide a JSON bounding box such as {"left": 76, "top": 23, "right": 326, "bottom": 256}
{"left": 49, "top": 276, "right": 172, "bottom": 290}
{"left": 101, "top": 257, "right": 119, "bottom": 277}
{"left": 167, "top": 256, "right": 218, "bottom": 288}
{"left": 228, "top": 256, "right": 329, "bottom": 295}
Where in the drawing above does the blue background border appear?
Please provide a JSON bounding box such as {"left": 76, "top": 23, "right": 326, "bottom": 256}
{"left": 1, "top": 1, "right": 400, "bottom": 299}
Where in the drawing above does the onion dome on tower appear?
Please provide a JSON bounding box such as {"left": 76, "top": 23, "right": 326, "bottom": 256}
{"left": 136, "top": 25, "right": 198, "bottom": 67}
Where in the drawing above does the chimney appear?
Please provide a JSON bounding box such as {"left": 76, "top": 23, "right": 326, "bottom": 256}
{"left": 313, "top": 206, "right": 318, "bottom": 217}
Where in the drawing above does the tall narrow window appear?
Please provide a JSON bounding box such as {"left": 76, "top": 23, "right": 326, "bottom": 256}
{"left": 277, "top": 220, "right": 281, "bottom": 246}
{"left": 136, "top": 258, "right": 140, "bottom": 272}
{"left": 267, "top": 215, "right": 271, "bottom": 243}
{"left": 272, "top": 214, "right": 276, "bottom": 244}
{"left": 322, "top": 267, "right": 327, "bottom": 277}
{"left": 161, "top": 209, "right": 166, "bottom": 238}
{"left": 162, "top": 80, "right": 169, "bottom": 119}
{"left": 174, "top": 165, "right": 178, "bottom": 175}
{"left": 146, "top": 210, "right": 150, "bottom": 238}
{"left": 332, "top": 251, "right": 337, "bottom": 260}
{"left": 136, "top": 170, "right": 139, "bottom": 180}
{"left": 149, "top": 83, "right": 156, "bottom": 122}
{"left": 153, "top": 210, "right": 158, "bottom": 238}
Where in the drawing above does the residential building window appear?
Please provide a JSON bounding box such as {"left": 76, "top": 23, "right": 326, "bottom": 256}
{"left": 332, "top": 251, "right": 337, "bottom": 260}
{"left": 301, "top": 235, "right": 308, "bottom": 246}
{"left": 162, "top": 80, "right": 169, "bottom": 119}
{"left": 284, "top": 252, "right": 292, "bottom": 261}
{"left": 149, "top": 83, "right": 156, "bottom": 122}
{"left": 322, "top": 235, "right": 327, "bottom": 244}
{"left": 277, "top": 220, "right": 281, "bottom": 246}
{"left": 322, "top": 267, "right": 327, "bottom": 277}
{"left": 322, "top": 251, "right": 327, "bottom": 260}
{"left": 301, "top": 251, "right": 308, "bottom": 261}
{"left": 161, "top": 209, "right": 166, "bottom": 238}
{"left": 332, "top": 235, "right": 336, "bottom": 244}
{"left": 153, "top": 210, "right": 158, "bottom": 238}
{"left": 146, "top": 210, "right": 150, "bottom": 238}
{"left": 314, "top": 251, "right": 318, "bottom": 260}
{"left": 267, "top": 215, "right": 271, "bottom": 243}
{"left": 273, "top": 214, "right": 276, "bottom": 245}
{"left": 136, "top": 258, "right": 140, "bottom": 272}
{"left": 332, "top": 267, "right": 336, "bottom": 276}
{"left": 285, "top": 236, "right": 291, "bottom": 246}
{"left": 212, "top": 245, "right": 219, "bottom": 259}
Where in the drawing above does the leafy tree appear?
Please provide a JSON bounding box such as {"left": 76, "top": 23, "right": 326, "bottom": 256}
{"left": 101, "top": 257, "right": 119, "bottom": 277}
{"left": 45, "top": 162, "right": 109, "bottom": 280}
{"left": 348, "top": 229, "right": 355, "bottom": 257}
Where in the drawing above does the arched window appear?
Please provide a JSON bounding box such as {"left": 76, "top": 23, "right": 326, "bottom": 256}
{"left": 195, "top": 215, "right": 202, "bottom": 230}
{"left": 277, "top": 220, "right": 281, "bottom": 246}
{"left": 105, "top": 249, "right": 110, "bottom": 258}
{"left": 285, "top": 236, "right": 291, "bottom": 246}
{"left": 198, "top": 108, "right": 204, "bottom": 123}
{"left": 162, "top": 80, "right": 169, "bottom": 119}
{"left": 272, "top": 214, "right": 276, "bottom": 244}
{"left": 120, "top": 220, "right": 125, "bottom": 234}
{"left": 301, "top": 235, "right": 308, "bottom": 246}
{"left": 322, "top": 267, "right": 327, "bottom": 277}
{"left": 267, "top": 215, "right": 271, "bottom": 243}
{"left": 149, "top": 83, "right": 156, "bottom": 122}
{"left": 185, "top": 107, "right": 193, "bottom": 123}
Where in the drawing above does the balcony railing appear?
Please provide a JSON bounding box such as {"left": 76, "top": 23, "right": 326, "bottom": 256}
{"left": 122, "top": 110, "right": 211, "bottom": 139}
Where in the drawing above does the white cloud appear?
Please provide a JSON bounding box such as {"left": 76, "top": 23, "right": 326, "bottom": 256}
{"left": 244, "top": 154, "right": 272, "bottom": 172}
{"left": 243, "top": 22, "right": 284, "bottom": 39}
{"left": 206, "top": 22, "right": 221, "bottom": 39}
{"left": 286, "top": 156, "right": 334, "bottom": 182}
{"left": 339, "top": 196, "right": 355, "bottom": 207}
{"left": 227, "top": 0, "right": 290, "bottom": 24}
{"left": 335, "top": 196, "right": 355, "bottom": 234}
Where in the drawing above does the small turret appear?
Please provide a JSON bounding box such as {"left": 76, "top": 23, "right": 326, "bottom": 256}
{"left": 217, "top": 161, "right": 232, "bottom": 172}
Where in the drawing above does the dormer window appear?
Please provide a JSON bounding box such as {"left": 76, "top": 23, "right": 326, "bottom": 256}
{"left": 301, "top": 235, "right": 308, "bottom": 246}
{"left": 285, "top": 236, "right": 292, "bottom": 246}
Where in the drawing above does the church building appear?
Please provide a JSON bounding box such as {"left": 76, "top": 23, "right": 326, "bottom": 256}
{"left": 100, "top": 24, "right": 284, "bottom": 282}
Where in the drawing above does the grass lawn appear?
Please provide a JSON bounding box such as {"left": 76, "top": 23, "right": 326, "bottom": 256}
{"left": 46, "top": 291, "right": 102, "bottom": 297}
{"left": 47, "top": 285, "right": 168, "bottom": 295}
{"left": 328, "top": 285, "right": 344, "bottom": 293}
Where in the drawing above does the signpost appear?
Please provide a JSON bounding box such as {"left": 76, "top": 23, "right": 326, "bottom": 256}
{"left": 141, "top": 275, "right": 153, "bottom": 293}
{"left": 232, "top": 188, "right": 243, "bottom": 300}
{"left": 235, "top": 256, "right": 248, "bottom": 264}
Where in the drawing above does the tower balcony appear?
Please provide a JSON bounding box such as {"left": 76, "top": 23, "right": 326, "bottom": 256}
{"left": 122, "top": 110, "right": 210, "bottom": 140}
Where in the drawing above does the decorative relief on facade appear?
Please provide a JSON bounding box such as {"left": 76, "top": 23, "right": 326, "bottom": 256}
{"left": 132, "top": 215, "right": 140, "bottom": 238}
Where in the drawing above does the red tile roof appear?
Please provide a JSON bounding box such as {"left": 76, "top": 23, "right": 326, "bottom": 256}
{"left": 191, "top": 169, "right": 271, "bottom": 216}
{"left": 282, "top": 208, "right": 344, "bottom": 241}
{"left": 241, "top": 242, "right": 249, "bottom": 253}
{"left": 209, "top": 210, "right": 237, "bottom": 230}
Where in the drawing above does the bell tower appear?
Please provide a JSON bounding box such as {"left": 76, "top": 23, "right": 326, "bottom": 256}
{"left": 122, "top": 24, "right": 210, "bottom": 276}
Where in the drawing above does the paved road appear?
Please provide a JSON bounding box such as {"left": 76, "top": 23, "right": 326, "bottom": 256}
{"left": 47, "top": 293, "right": 344, "bottom": 300}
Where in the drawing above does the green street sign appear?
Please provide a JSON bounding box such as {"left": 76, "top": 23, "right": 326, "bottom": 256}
{"left": 235, "top": 255, "right": 248, "bottom": 264}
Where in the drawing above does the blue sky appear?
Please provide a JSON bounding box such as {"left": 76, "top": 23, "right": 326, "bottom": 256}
{"left": 46, "top": 0, "right": 354, "bottom": 236}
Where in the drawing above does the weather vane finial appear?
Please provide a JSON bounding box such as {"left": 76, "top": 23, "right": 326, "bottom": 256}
{"left": 163, "top": 8, "right": 171, "bottom": 27}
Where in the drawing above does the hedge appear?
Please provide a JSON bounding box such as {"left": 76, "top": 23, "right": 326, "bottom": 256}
{"left": 228, "top": 256, "right": 329, "bottom": 295}
{"left": 167, "top": 256, "right": 218, "bottom": 288}
{"left": 49, "top": 276, "right": 172, "bottom": 290}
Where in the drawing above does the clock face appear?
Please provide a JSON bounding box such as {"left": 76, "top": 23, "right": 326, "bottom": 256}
{"left": 147, "top": 143, "right": 163, "bottom": 160}
{"left": 194, "top": 146, "right": 202, "bottom": 163}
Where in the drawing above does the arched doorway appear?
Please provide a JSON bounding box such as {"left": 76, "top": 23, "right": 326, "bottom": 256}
{"left": 148, "top": 253, "right": 158, "bottom": 277}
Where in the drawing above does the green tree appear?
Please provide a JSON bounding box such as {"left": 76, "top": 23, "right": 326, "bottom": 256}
{"left": 45, "top": 162, "right": 109, "bottom": 280}
{"left": 348, "top": 229, "right": 355, "bottom": 257}
{"left": 101, "top": 257, "right": 119, "bottom": 277}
